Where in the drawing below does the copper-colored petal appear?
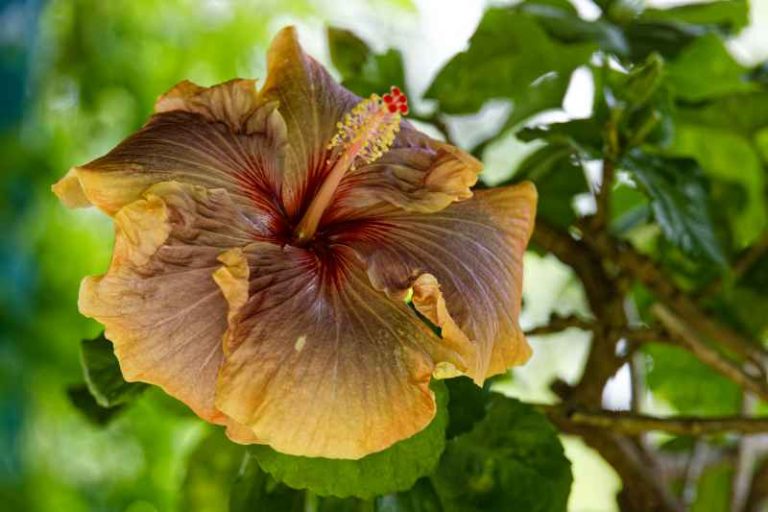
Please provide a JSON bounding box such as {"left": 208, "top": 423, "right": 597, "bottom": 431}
{"left": 337, "top": 182, "right": 538, "bottom": 383}
{"left": 155, "top": 79, "right": 263, "bottom": 133}
{"left": 262, "top": 28, "right": 480, "bottom": 223}
{"left": 79, "top": 181, "right": 259, "bottom": 422}
{"left": 328, "top": 126, "right": 482, "bottom": 221}
{"left": 214, "top": 243, "right": 464, "bottom": 459}
{"left": 260, "top": 26, "right": 358, "bottom": 218}
{"left": 53, "top": 80, "right": 287, "bottom": 227}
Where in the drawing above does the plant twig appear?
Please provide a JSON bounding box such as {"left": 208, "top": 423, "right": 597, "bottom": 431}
{"left": 593, "top": 157, "right": 615, "bottom": 232}
{"left": 538, "top": 404, "right": 768, "bottom": 436}
{"left": 745, "top": 457, "right": 768, "bottom": 512}
{"left": 732, "top": 393, "right": 760, "bottom": 512}
{"left": 583, "top": 230, "right": 768, "bottom": 373}
{"left": 651, "top": 303, "right": 768, "bottom": 401}
{"left": 682, "top": 441, "right": 709, "bottom": 508}
{"left": 533, "top": 220, "right": 681, "bottom": 511}
{"left": 524, "top": 314, "right": 595, "bottom": 336}
{"left": 699, "top": 234, "right": 768, "bottom": 300}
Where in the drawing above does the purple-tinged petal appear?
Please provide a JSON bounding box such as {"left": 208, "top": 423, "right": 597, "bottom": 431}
{"left": 214, "top": 244, "right": 466, "bottom": 459}
{"left": 336, "top": 182, "right": 538, "bottom": 383}
{"left": 53, "top": 79, "right": 288, "bottom": 235}
{"left": 79, "top": 181, "right": 260, "bottom": 422}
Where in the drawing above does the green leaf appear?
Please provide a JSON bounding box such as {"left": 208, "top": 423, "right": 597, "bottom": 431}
{"left": 517, "top": 119, "right": 604, "bottom": 158}
{"left": 80, "top": 332, "right": 147, "bottom": 408}
{"left": 644, "top": 343, "right": 741, "bottom": 415}
{"left": 180, "top": 430, "right": 252, "bottom": 512}
{"left": 666, "top": 123, "right": 767, "bottom": 247}
{"left": 425, "top": 8, "right": 595, "bottom": 115}
{"left": 624, "top": 20, "right": 702, "bottom": 61}
{"left": 691, "top": 463, "right": 733, "bottom": 512}
{"left": 517, "top": 1, "right": 628, "bottom": 56}
{"left": 343, "top": 49, "right": 406, "bottom": 98}
{"left": 230, "top": 449, "right": 306, "bottom": 512}
{"left": 252, "top": 382, "right": 448, "bottom": 499}
{"left": 327, "top": 27, "right": 406, "bottom": 98}
{"left": 665, "top": 33, "right": 753, "bottom": 102}
{"left": 598, "top": 54, "right": 674, "bottom": 150}
{"left": 755, "top": 127, "right": 768, "bottom": 163}
{"left": 676, "top": 92, "right": 768, "bottom": 138}
{"left": 642, "top": 0, "right": 749, "bottom": 35}
{"left": 431, "top": 396, "right": 572, "bottom": 512}
{"left": 512, "top": 73, "right": 574, "bottom": 130}
{"left": 622, "top": 151, "right": 727, "bottom": 266}
{"left": 66, "top": 384, "right": 125, "bottom": 425}
{"left": 328, "top": 27, "right": 371, "bottom": 78}
{"left": 511, "top": 144, "right": 588, "bottom": 229}
{"left": 610, "top": 182, "right": 651, "bottom": 235}
{"left": 375, "top": 479, "right": 443, "bottom": 512}
{"left": 445, "top": 377, "right": 490, "bottom": 439}
{"left": 619, "top": 53, "right": 665, "bottom": 108}
{"left": 721, "top": 285, "right": 768, "bottom": 341}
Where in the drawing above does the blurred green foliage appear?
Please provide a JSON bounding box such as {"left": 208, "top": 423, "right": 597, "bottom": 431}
{"left": 1, "top": 0, "right": 314, "bottom": 510}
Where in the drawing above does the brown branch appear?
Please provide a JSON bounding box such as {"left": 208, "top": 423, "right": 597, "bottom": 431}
{"left": 539, "top": 404, "right": 768, "bottom": 436}
{"left": 592, "top": 157, "right": 615, "bottom": 232}
{"left": 548, "top": 415, "right": 684, "bottom": 512}
{"left": 682, "top": 441, "right": 709, "bottom": 508}
{"left": 532, "top": 221, "right": 626, "bottom": 403}
{"left": 732, "top": 393, "right": 760, "bottom": 512}
{"left": 583, "top": 229, "right": 768, "bottom": 372}
{"left": 699, "top": 233, "right": 768, "bottom": 300}
{"left": 532, "top": 220, "right": 682, "bottom": 511}
{"left": 651, "top": 303, "right": 768, "bottom": 401}
{"left": 745, "top": 457, "right": 768, "bottom": 512}
{"left": 524, "top": 314, "right": 594, "bottom": 336}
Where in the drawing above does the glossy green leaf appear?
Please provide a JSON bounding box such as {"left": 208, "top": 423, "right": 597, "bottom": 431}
{"left": 425, "top": 8, "right": 595, "bottom": 114}
{"left": 691, "top": 463, "right": 733, "bottom": 512}
{"left": 619, "top": 53, "right": 665, "bottom": 108}
{"left": 665, "top": 33, "right": 753, "bottom": 101}
{"left": 644, "top": 343, "right": 741, "bottom": 415}
{"left": 180, "top": 430, "right": 248, "bottom": 512}
{"left": 676, "top": 92, "right": 768, "bottom": 138}
{"left": 666, "top": 123, "right": 767, "bottom": 247}
{"left": 622, "top": 151, "right": 727, "bottom": 266}
{"left": 610, "top": 182, "right": 651, "bottom": 235}
{"left": 444, "top": 377, "right": 490, "bottom": 440}
{"left": 328, "top": 27, "right": 371, "bottom": 78}
{"left": 80, "top": 332, "right": 147, "bottom": 408}
{"left": 66, "top": 384, "right": 125, "bottom": 425}
{"left": 511, "top": 144, "right": 588, "bottom": 229}
{"left": 327, "top": 27, "right": 406, "bottom": 98}
{"left": 230, "top": 450, "right": 306, "bottom": 512}
{"left": 431, "top": 395, "right": 572, "bottom": 512}
{"left": 517, "top": 119, "right": 604, "bottom": 158}
{"left": 518, "top": 1, "right": 628, "bottom": 56}
{"left": 252, "top": 382, "right": 448, "bottom": 499}
{"left": 344, "top": 49, "right": 406, "bottom": 98}
{"left": 375, "top": 479, "right": 443, "bottom": 512}
{"left": 624, "top": 20, "right": 702, "bottom": 61}
{"left": 642, "top": 0, "right": 749, "bottom": 34}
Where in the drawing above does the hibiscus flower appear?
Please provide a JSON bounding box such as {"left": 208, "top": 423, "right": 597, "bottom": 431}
{"left": 52, "top": 26, "right": 537, "bottom": 459}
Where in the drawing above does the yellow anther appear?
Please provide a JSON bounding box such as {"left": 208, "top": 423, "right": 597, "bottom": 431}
{"left": 294, "top": 88, "right": 407, "bottom": 243}
{"left": 327, "top": 94, "right": 402, "bottom": 169}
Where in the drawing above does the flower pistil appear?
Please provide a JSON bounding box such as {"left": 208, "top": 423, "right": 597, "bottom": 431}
{"left": 294, "top": 86, "right": 408, "bottom": 243}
